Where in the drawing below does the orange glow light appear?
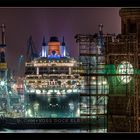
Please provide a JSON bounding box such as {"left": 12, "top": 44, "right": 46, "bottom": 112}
{"left": 48, "top": 42, "right": 60, "bottom": 55}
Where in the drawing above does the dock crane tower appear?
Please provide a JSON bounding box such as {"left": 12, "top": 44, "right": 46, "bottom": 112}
{"left": 26, "top": 36, "right": 38, "bottom": 62}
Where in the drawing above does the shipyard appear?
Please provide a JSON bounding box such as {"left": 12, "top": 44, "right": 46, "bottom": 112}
{"left": 0, "top": 7, "right": 140, "bottom": 133}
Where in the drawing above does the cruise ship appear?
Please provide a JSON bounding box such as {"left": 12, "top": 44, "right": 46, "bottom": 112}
{"left": 24, "top": 36, "right": 83, "bottom": 118}
{"left": 0, "top": 26, "right": 108, "bottom": 130}
{"left": 0, "top": 36, "right": 84, "bottom": 130}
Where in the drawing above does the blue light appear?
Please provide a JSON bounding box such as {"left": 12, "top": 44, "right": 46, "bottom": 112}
{"left": 41, "top": 45, "right": 48, "bottom": 57}
{"left": 48, "top": 54, "right": 60, "bottom": 59}
{"left": 60, "top": 45, "right": 66, "bottom": 57}
{"left": 64, "top": 47, "right": 66, "bottom": 57}
{"left": 42, "top": 49, "right": 45, "bottom": 57}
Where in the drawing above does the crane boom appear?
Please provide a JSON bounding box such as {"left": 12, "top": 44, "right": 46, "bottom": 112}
{"left": 26, "top": 36, "right": 38, "bottom": 61}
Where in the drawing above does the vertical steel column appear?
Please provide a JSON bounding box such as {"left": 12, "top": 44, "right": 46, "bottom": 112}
{"left": 134, "top": 36, "right": 139, "bottom": 132}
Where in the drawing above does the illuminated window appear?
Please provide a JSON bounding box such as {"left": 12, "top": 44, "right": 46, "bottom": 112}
{"left": 117, "top": 61, "right": 134, "bottom": 84}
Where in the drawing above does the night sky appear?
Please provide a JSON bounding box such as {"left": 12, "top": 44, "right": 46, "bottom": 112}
{"left": 0, "top": 8, "right": 121, "bottom": 76}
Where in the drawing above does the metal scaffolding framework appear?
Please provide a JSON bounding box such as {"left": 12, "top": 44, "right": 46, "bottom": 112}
{"left": 105, "top": 34, "right": 139, "bottom": 132}
{"left": 75, "top": 25, "right": 108, "bottom": 132}
{"left": 75, "top": 29, "right": 140, "bottom": 132}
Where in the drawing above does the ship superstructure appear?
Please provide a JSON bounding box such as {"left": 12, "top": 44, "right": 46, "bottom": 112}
{"left": 24, "top": 36, "right": 83, "bottom": 118}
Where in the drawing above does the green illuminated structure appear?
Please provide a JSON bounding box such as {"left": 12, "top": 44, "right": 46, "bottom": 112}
{"left": 75, "top": 24, "right": 108, "bottom": 132}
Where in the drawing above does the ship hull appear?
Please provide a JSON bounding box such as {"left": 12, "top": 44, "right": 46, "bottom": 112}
{"left": 0, "top": 118, "right": 81, "bottom": 129}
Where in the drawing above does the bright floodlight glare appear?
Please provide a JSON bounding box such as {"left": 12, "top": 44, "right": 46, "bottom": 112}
{"left": 47, "top": 90, "right": 51, "bottom": 95}
{"left": 76, "top": 108, "right": 80, "bottom": 117}
{"left": 30, "top": 89, "right": 35, "bottom": 93}
{"left": 57, "top": 90, "right": 61, "bottom": 95}
{"left": 36, "top": 89, "right": 41, "bottom": 94}
{"left": 0, "top": 81, "right": 5, "bottom": 86}
{"left": 73, "top": 89, "right": 77, "bottom": 93}
{"left": 103, "top": 81, "right": 107, "bottom": 85}
{"left": 9, "top": 91, "right": 12, "bottom": 94}
{"left": 27, "top": 109, "right": 32, "bottom": 117}
{"left": 67, "top": 89, "right": 72, "bottom": 93}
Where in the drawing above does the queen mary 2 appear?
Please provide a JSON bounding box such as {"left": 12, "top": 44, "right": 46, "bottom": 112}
{"left": 24, "top": 36, "right": 83, "bottom": 119}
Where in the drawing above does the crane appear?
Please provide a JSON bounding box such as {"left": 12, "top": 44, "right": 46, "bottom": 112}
{"left": 26, "top": 36, "right": 39, "bottom": 62}
{"left": 97, "top": 24, "right": 105, "bottom": 54}
{"left": 17, "top": 55, "right": 24, "bottom": 77}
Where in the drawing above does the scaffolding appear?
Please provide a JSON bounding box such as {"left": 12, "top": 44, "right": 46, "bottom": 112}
{"left": 75, "top": 25, "right": 108, "bottom": 132}
{"left": 75, "top": 26, "right": 140, "bottom": 132}
{"left": 105, "top": 33, "right": 140, "bottom": 132}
